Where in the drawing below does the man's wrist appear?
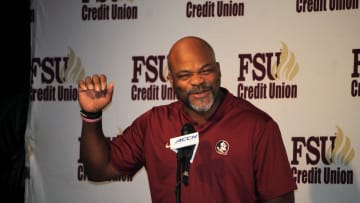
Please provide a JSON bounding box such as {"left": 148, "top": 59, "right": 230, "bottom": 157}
{"left": 80, "top": 109, "right": 102, "bottom": 122}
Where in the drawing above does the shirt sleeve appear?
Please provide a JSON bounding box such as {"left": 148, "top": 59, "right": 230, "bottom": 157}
{"left": 109, "top": 111, "right": 149, "bottom": 175}
{"left": 254, "top": 118, "right": 297, "bottom": 200}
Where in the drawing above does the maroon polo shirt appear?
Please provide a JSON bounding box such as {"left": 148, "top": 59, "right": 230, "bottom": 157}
{"left": 110, "top": 88, "right": 297, "bottom": 202}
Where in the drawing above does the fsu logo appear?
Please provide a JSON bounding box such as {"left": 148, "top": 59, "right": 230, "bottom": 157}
{"left": 215, "top": 140, "right": 229, "bottom": 155}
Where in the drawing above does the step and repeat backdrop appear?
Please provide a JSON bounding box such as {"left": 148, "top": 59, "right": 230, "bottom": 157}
{"left": 27, "top": 0, "right": 359, "bottom": 202}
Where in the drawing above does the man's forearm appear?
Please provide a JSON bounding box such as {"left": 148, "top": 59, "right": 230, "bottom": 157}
{"left": 80, "top": 121, "right": 111, "bottom": 181}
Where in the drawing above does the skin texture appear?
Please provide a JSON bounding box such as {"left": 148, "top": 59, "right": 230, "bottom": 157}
{"left": 77, "top": 36, "right": 295, "bottom": 203}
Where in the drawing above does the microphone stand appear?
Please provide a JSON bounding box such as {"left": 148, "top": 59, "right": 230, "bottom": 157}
{"left": 175, "top": 146, "right": 194, "bottom": 203}
{"left": 174, "top": 123, "right": 197, "bottom": 203}
{"left": 175, "top": 149, "right": 184, "bottom": 203}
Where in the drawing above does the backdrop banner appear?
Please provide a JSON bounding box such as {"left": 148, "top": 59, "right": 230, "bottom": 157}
{"left": 27, "top": 0, "right": 360, "bottom": 202}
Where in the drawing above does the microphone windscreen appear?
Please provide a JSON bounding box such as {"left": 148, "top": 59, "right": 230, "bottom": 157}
{"left": 181, "top": 123, "right": 195, "bottom": 135}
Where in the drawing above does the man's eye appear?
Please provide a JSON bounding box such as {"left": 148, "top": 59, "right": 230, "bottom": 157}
{"left": 177, "top": 74, "right": 192, "bottom": 79}
{"left": 200, "top": 68, "right": 214, "bottom": 75}
{"left": 200, "top": 70, "right": 210, "bottom": 74}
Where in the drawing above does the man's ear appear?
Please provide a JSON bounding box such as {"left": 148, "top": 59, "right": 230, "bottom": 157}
{"left": 216, "top": 62, "right": 221, "bottom": 77}
{"left": 167, "top": 73, "right": 174, "bottom": 88}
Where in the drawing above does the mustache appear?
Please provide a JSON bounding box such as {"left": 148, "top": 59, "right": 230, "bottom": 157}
{"left": 187, "top": 84, "right": 212, "bottom": 94}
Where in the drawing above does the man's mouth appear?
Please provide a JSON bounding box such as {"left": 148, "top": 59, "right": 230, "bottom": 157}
{"left": 190, "top": 89, "right": 210, "bottom": 99}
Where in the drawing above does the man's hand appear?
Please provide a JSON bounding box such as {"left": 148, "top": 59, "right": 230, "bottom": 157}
{"left": 78, "top": 74, "right": 114, "bottom": 113}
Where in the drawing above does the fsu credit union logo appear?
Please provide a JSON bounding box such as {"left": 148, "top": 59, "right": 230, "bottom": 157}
{"left": 185, "top": 0, "right": 245, "bottom": 18}
{"left": 31, "top": 48, "right": 85, "bottom": 102}
{"left": 131, "top": 55, "right": 177, "bottom": 101}
{"left": 77, "top": 128, "right": 133, "bottom": 182}
{"left": 351, "top": 48, "right": 360, "bottom": 97}
{"left": 291, "top": 126, "right": 355, "bottom": 185}
{"left": 81, "top": 0, "right": 138, "bottom": 21}
{"left": 237, "top": 41, "right": 299, "bottom": 100}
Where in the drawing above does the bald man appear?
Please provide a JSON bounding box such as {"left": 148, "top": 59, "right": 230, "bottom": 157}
{"left": 78, "top": 36, "right": 297, "bottom": 203}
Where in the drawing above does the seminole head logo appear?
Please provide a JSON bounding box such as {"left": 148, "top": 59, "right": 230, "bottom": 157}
{"left": 215, "top": 140, "right": 229, "bottom": 155}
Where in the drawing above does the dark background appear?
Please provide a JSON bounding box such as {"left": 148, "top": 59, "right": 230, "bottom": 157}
{"left": 1, "top": 1, "right": 30, "bottom": 202}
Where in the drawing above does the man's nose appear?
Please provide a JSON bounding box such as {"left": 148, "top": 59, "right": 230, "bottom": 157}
{"left": 189, "top": 73, "right": 204, "bottom": 85}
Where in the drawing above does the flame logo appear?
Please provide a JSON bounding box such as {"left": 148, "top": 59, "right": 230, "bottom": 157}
{"left": 163, "top": 64, "right": 169, "bottom": 81}
{"left": 118, "top": 128, "right": 123, "bottom": 135}
{"left": 60, "top": 48, "right": 86, "bottom": 83}
{"left": 325, "top": 126, "right": 355, "bottom": 165}
{"left": 271, "top": 42, "right": 299, "bottom": 81}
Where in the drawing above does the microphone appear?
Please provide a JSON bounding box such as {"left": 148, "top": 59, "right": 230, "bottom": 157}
{"left": 167, "top": 123, "right": 199, "bottom": 186}
{"left": 180, "top": 124, "right": 196, "bottom": 185}
{"left": 167, "top": 123, "right": 199, "bottom": 163}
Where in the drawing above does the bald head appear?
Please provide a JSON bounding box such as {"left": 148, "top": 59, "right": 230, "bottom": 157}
{"left": 167, "top": 36, "right": 216, "bottom": 72}
{"left": 165, "top": 36, "right": 223, "bottom": 118}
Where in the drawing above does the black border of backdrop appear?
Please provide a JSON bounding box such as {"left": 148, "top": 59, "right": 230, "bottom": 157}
{"left": 0, "top": 1, "right": 30, "bottom": 203}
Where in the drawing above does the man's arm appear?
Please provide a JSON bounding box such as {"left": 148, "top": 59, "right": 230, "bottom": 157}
{"left": 78, "top": 74, "right": 120, "bottom": 181}
{"left": 263, "top": 191, "right": 295, "bottom": 203}
{"left": 80, "top": 121, "right": 121, "bottom": 181}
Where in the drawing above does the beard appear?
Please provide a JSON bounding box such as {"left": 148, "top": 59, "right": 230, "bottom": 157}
{"left": 186, "top": 84, "right": 215, "bottom": 113}
{"left": 174, "top": 80, "right": 219, "bottom": 113}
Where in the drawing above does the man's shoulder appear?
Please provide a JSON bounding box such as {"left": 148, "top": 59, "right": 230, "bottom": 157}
{"left": 131, "top": 101, "right": 182, "bottom": 128}
{"left": 151, "top": 100, "right": 181, "bottom": 112}
{"left": 138, "top": 100, "right": 181, "bottom": 119}
{"left": 226, "top": 92, "right": 273, "bottom": 121}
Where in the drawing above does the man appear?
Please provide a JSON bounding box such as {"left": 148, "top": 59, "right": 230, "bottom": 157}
{"left": 78, "top": 36, "right": 297, "bottom": 202}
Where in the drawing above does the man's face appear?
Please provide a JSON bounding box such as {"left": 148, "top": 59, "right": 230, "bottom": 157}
{"left": 168, "top": 40, "right": 221, "bottom": 113}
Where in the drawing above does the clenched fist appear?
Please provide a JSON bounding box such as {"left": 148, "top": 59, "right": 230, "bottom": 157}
{"left": 78, "top": 74, "right": 114, "bottom": 113}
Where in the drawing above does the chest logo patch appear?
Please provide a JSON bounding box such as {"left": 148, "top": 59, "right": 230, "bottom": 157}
{"left": 215, "top": 140, "right": 229, "bottom": 155}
